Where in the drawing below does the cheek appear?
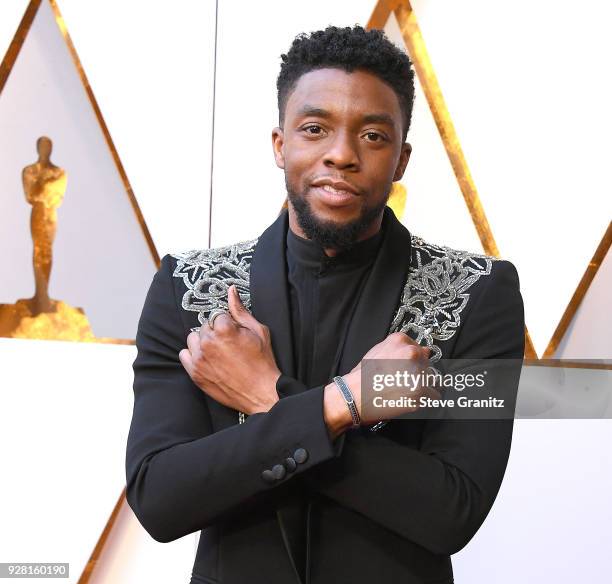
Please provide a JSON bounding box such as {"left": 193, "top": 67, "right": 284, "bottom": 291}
{"left": 370, "top": 162, "right": 392, "bottom": 182}
{"left": 363, "top": 154, "right": 397, "bottom": 187}
{"left": 282, "top": 159, "right": 301, "bottom": 187}
{"left": 282, "top": 147, "right": 318, "bottom": 183}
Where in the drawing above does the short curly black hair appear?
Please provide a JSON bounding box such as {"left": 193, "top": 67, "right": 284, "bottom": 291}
{"left": 277, "top": 25, "right": 415, "bottom": 140}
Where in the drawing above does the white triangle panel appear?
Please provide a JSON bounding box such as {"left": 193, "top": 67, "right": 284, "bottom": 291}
{"left": 384, "top": 12, "right": 483, "bottom": 254}
{"left": 0, "top": 0, "right": 156, "bottom": 339}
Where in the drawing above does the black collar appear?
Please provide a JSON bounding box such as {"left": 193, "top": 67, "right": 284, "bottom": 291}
{"left": 286, "top": 218, "right": 384, "bottom": 272}
{"left": 250, "top": 205, "right": 413, "bottom": 379}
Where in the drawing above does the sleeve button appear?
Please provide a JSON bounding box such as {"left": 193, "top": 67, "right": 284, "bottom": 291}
{"left": 293, "top": 448, "right": 308, "bottom": 464}
{"left": 284, "top": 457, "right": 297, "bottom": 472}
{"left": 261, "top": 469, "right": 276, "bottom": 483}
{"left": 271, "top": 464, "right": 286, "bottom": 480}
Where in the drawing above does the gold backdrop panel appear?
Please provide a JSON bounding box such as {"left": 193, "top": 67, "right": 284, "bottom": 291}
{"left": 387, "top": 182, "right": 407, "bottom": 220}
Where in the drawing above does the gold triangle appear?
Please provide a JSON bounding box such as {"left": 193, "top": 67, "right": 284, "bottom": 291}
{"left": 0, "top": 1, "right": 158, "bottom": 578}
{"left": 0, "top": 0, "right": 160, "bottom": 344}
{"left": 48, "top": 0, "right": 159, "bottom": 267}
{"left": 367, "top": 0, "right": 537, "bottom": 358}
{"left": 542, "top": 221, "right": 612, "bottom": 359}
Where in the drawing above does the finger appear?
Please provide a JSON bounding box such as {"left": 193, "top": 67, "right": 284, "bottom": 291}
{"left": 403, "top": 343, "right": 424, "bottom": 360}
{"left": 199, "top": 322, "right": 212, "bottom": 341}
{"left": 397, "top": 332, "right": 431, "bottom": 358}
{"left": 179, "top": 348, "right": 193, "bottom": 375}
{"left": 210, "top": 311, "right": 238, "bottom": 334}
{"left": 227, "top": 284, "right": 259, "bottom": 330}
{"left": 396, "top": 331, "right": 420, "bottom": 347}
{"left": 187, "top": 331, "right": 200, "bottom": 355}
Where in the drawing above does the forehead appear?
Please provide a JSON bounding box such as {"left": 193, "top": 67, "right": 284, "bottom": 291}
{"left": 285, "top": 68, "right": 403, "bottom": 122}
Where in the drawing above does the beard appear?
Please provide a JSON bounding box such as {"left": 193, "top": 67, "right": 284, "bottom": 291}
{"left": 286, "top": 179, "right": 390, "bottom": 250}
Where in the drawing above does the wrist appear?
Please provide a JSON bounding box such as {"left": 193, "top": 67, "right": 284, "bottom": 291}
{"left": 323, "top": 382, "right": 353, "bottom": 440}
{"left": 266, "top": 371, "right": 282, "bottom": 408}
{"left": 250, "top": 371, "right": 282, "bottom": 413}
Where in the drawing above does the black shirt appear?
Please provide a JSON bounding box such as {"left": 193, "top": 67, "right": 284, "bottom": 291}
{"left": 286, "top": 225, "right": 384, "bottom": 388}
{"left": 282, "top": 222, "right": 384, "bottom": 581}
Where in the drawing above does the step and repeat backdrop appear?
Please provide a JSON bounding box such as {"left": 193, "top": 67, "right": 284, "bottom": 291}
{"left": 0, "top": 1, "right": 610, "bottom": 582}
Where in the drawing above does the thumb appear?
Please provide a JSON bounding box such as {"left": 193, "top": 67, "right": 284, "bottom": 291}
{"left": 227, "top": 285, "right": 258, "bottom": 329}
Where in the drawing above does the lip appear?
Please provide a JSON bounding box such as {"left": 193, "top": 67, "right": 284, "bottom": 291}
{"left": 310, "top": 178, "right": 360, "bottom": 208}
{"left": 311, "top": 184, "right": 358, "bottom": 207}
{"left": 311, "top": 178, "right": 360, "bottom": 195}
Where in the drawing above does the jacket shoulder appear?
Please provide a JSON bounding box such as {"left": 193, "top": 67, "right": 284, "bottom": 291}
{"left": 169, "top": 237, "right": 259, "bottom": 270}
{"left": 390, "top": 234, "right": 515, "bottom": 362}
{"left": 409, "top": 234, "right": 519, "bottom": 294}
{"left": 164, "top": 237, "right": 259, "bottom": 325}
{"left": 409, "top": 233, "right": 505, "bottom": 268}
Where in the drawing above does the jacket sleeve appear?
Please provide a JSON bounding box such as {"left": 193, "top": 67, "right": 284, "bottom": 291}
{"left": 300, "top": 259, "right": 526, "bottom": 555}
{"left": 125, "top": 255, "right": 342, "bottom": 543}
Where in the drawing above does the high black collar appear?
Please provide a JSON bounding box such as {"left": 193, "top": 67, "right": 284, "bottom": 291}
{"left": 250, "top": 205, "right": 413, "bottom": 380}
{"left": 286, "top": 219, "right": 384, "bottom": 273}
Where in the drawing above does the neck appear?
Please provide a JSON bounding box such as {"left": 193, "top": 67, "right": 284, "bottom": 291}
{"left": 287, "top": 206, "right": 384, "bottom": 257}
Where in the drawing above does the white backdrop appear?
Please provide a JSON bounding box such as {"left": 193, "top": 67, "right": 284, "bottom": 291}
{"left": 0, "top": 0, "right": 158, "bottom": 339}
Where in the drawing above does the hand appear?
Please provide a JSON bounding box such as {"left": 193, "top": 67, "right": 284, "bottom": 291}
{"left": 323, "top": 332, "right": 439, "bottom": 436}
{"left": 179, "top": 285, "right": 281, "bottom": 415}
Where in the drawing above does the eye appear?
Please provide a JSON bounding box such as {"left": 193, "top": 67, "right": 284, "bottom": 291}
{"left": 363, "top": 131, "right": 386, "bottom": 142}
{"left": 301, "top": 124, "right": 326, "bottom": 137}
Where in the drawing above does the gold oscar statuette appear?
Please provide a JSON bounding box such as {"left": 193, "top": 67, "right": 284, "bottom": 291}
{"left": 23, "top": 135, "right": 66, "bottom": 315}
{"left": 0, "top": 136, "right": 95, "bottom": 341}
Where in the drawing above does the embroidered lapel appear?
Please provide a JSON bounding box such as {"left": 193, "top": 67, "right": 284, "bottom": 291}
{"left": 171, "top": 238, "right": 258, "bottom": 324}
{"left": 390, "top": 235, "right": 500, "bottom": 363}
{"left": 169, "top": 219, "right": 501, "bottom": 379}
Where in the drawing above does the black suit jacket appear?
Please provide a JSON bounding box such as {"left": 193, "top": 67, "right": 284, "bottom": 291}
{"left": 125, "top": 206, "right": 525, "bottom": 584}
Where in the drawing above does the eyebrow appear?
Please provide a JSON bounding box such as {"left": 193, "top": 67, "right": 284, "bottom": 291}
{"left": 361, "top": 112, "right": 396, "bottom": 127}
{"left": 296, "top": 105, "right": 396, "bottom": 128}
{"left": 297, "top": 105, "right": 331, "bottom": 118}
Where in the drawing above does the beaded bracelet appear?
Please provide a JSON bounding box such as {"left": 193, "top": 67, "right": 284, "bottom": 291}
{"left": 332, "top": 375, "right": 361, "bottom": 428}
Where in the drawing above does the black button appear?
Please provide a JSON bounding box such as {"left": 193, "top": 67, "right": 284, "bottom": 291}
{"left": 261, "top": 469, "right": 276, "bottom": 483}
{"left": 271, "top": 464, "right": 286, "bottom": 480}
{"left": 284, "top": 457, "right": 297, "bottom": 472}
{"left": 293, "top": 448, "right": 308, "bottom": 464}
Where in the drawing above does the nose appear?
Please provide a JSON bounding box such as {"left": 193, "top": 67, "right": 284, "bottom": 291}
{"left": 323, "top": 130, "right": 360, "bottom": 170}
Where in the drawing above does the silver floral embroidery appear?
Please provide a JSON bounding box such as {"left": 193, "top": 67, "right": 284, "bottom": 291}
{"left": 171, "top": 233, "right": 501, "bottom": 427}
{"left": 388, "top": 235, "right": 502, "bottom": 363}
{"left": 370, "top": 236, "right": 501, "bottom": 433}
{"left": 171, "top": 239, "right": 258, "bottom": 426}
{"left": 171, "top": 238, "right": 258, "bottom": 324}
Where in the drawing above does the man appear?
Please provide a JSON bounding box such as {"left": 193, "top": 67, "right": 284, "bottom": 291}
{"left": 126, "top": 25, "right": 525, "bottom": 584}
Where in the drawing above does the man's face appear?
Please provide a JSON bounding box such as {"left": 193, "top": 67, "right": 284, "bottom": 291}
{"left": 272, "top": 67, "right": 411, "bottom": 249}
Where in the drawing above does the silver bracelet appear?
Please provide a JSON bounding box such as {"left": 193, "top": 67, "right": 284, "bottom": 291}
{"left": 332, "top": 375, "right": 361, "bottom": 429}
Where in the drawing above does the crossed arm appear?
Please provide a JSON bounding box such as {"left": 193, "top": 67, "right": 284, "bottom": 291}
{"left": 126, "top": 256, "right": 342, "bottom": 542}
{"left": 125, "top": 255, "right": 524, "bottom": 554}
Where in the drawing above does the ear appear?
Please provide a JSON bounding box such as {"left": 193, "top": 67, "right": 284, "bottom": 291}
{"left": 393, "top": 142, "right": 412, "bottom": 182}
{"left": 272, "top": 127, "right": 285, "bottom": 169}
